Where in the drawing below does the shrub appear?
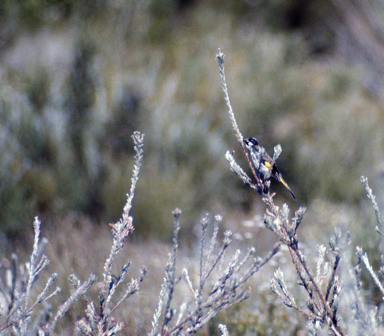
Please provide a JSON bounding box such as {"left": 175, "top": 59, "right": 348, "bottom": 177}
{"left": 0, "top": 50, "right": 383, "bottom": 336}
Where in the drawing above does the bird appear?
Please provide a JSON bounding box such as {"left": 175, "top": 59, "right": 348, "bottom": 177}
{"left": 243, "top": 137, "right": 296, "bottom": 200}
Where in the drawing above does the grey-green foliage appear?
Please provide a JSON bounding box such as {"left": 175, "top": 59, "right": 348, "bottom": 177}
{"left": 0, "top": 130, "right": 280, "bottom": 335}
{"left": 3, "top": 0, "right": 384, "bottom": 239}
{"left": 0, "top": 217, "right": 96, "bottom": 335}
{"left": 0, "top": 38, "right": 142, "bottom": 232}
{"left": 2, "top": 124, "right": 384, "bottom": 335}
{"left": 0, "top": 132, "right": 146, "bottom": 335}
{"left": 76, "top": 131, "right": 147, "bottom": 336}
{"left": 217, "top": 49, "right": 384, "bottom": 336}
{"left": 148, "top": 210, "right": 279, "bottom": 336}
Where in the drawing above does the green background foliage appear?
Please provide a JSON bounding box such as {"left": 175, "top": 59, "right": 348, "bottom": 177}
{"left": 1, "top": 1, "right": 384, "bottom": 334}
{"left": 0, "top": 0, "right": 383, "bottom": 243}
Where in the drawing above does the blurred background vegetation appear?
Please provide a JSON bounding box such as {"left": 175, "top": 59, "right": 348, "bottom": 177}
{"left": 0, "top": 0, "right": 383, "bottom": 243}
{"left": 1, "top": 0, "right": 384, "bottom": 244}
{"left": 1, "top": 0, "right": 384, "bottom": 334}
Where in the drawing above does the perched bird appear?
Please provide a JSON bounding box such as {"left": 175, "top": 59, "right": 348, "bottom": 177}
{"left": 243, "top": 137, "right": 296, "bottom": 200}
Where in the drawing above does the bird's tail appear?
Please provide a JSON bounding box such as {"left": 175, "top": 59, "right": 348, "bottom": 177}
{"left": 277, "top": 174, "right": 296, "bottom": 200}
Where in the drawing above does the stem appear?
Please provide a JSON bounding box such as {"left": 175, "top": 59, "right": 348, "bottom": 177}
{"left": 290, "top": 245, "right": 344, "bottom": 336}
